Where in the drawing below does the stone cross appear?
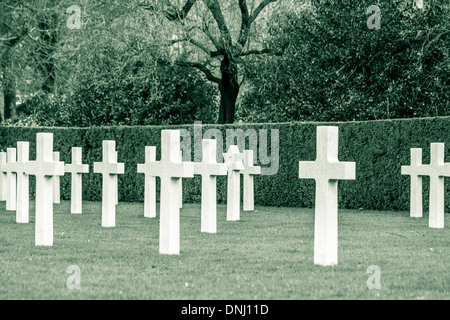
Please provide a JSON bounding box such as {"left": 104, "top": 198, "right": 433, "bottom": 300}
{"left": 240, "top": 150, "right": 261, "bottom": 211}
{"left": 0, "top": 152, "right": 7, "bottom": 201}
{"left": 5, "top": 148, "right": 17, "bottom": 211}
{"left": 137, "top": 146, "right": 157, "bottom": 218}
{"left": 223, "top": 145, "right": 244, "bottom": 221}
{"left": 65, "top": 147, "right": 89, "bottom": 214}
{"left": 144, "top": 130, "right": 194, "bottom": 255}
{"left": 7, "top": 142, "right": 30, "bottom": 223}
{"left": 53, "top": 152, "right": 61, "bottom": 204}
{"left": 194, "top": 139, "right": 227, "bottom": 233}
{"left": 25, "top": 133, "right": 65, "bottom": 246}
{"left": 401, "top": 143, "right": 450, "bottom": 228}
{"left": 179, "top": 150, "right": 183, "bottom": 209}
{"left": 298, "top": 126, "right": 356, "bottom": 266}
{"left": 93, "top": 141, "right": 125, "bottom": 227}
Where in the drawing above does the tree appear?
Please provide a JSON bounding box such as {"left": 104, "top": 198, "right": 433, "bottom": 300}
{"left": 238, "top": 0, "right": 450, "bottom": 122}
{"left": 139, "top": 0, "right": 287, "bottom": 123}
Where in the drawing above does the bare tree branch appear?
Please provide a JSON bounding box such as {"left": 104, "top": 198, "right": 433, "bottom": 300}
{"left": 139, "top": 0, "right": 198, "bottom": 21}
{"left": 157, "top": 57, "right": 220, "bottom": 83}
{"left": 202, "top": 0, "right": 232, "bottom": 48}
{"left": 249, "top": 0, "right": 278, "bottom": 24}
{"left": 237, "top": 0, "right": 250, "bottom": 47}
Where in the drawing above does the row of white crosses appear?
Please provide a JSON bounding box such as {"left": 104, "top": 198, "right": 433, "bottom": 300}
{"left": 401, "top": 143, "right": 448, "bottom": 229}
{"left": 135, "top": 130, "right": 260, "bottom": 254}
{"left": 3, "top": 126, "right": 443, "bottom": 267}
{"left": 0, "top": 130, "right": 261, "bottom": 254}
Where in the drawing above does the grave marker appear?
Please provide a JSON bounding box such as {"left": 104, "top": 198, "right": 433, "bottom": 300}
{"left": 298, "top": 126, "right": 356, "bottom": 266}
{"left": 137, "top": 146, "right": 157, "bottom": 218}
{"left": 53, "top": 152, "right": 61, "bottom": 204}
{"left": 8, "top": 142, "right": 30, "bottom": 223}
{"left": 401, "top": 143, "right": 450, "bottom": 228}
{"left": 240, "top": 150, "right": 261, "bottom": 211}
{"left": 25, "top": 133, "right": 65, "bottom": 246}
{"left": 193, "top": 139, "right": 227, "bottom": 233}
{"left": 65, "top": 147, "right": 89, "bottom": 214}
{"left": 144, "top": 130, "right": 194, "bottom": 255}
{"left": 93, "top": 141, "right": 124, "bottom": 227}
{"left": 0, "top": 152, "right": 6, "bottom": 201}
{"left": 223, "top": 145, "right": 244, "bottom": 221}
{"left": 5, "top": 148, "right": 17, "bottom": 211}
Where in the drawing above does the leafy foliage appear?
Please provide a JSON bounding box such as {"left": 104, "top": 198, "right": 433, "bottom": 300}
{"left": 238, "top": 0, "right": 450, "bottom": 122}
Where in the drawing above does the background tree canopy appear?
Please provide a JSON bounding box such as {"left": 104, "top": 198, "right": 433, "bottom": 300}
{"left": 238, "top": 0, "right": 450, "bottom": 122}
{"left": 1, "top": 0, "right": 449, "bottom": 126}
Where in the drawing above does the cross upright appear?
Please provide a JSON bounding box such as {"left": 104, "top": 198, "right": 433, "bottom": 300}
{"left": 401, "top": 143, "right": 450, "bottom": 228}
{"left": 240, "top": 150, "right": 261, "bottom": 211}
{"left": 93, "top": 141, "right": 125, "bottom": 227}
{"left": 5, "top": 148, "right": 17, "bottom": 211}
{"left": 137, "top": 146, "right": 157, "bottom": 218}
{"left": 223, "top": 145, "right": 244, "bottom": 221}
{"left": 298, "top": 126, "right": 356, "bottom": 266}
{"left": 25, "top": 133, "right": 65, "bottom": 246}
{"left": 0, "top": 151, "right": 7, "bottom": 201}
{"left": 7, "top": 142, "right": 30, "bottom": 223}
{"left": 144, "top": 130, "right": 194, "bottom": 255}
{"left": 401, "top": 148, "right": 423, "bottom": 218}
{"left": 65, "top": 147, "right": 89, "bottom": 214}
{"left": 194, "top": 139, "right": 227, "bottom": 233}
{"left": 53, "top": 152, "right": 61, "bottom": 204}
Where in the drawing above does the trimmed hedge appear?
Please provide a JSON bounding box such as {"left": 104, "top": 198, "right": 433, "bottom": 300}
{"left": 2, "top": 117, "right": 450, "bottom": 211}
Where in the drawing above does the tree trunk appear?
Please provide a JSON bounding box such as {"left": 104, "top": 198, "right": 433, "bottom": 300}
{"left": 37, "top": 12, "right": 58, "bottom": 94}
{"left": 3, "top": 80, "right": 16, "bottom": 120}
{"left": 1, "top": 47, "right": 16, "bottom": 121}
{"left": 218, "top": 55, "right": 239, "bottom": 124}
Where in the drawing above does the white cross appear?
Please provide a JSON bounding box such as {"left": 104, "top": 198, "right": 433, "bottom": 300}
{"left": 53, "top": 152, "right": 61, "bottom": 204}
{"left": 401, "top": 143, "right": 450, "bottom": 228}
{"left": 0, "top": 152, "right": 7, "bottom": 201}
{"left": 299, "top": 126, "right": 356, "bottom": 266}
{"left": 25, "top": 133, "right": 65, "bottom": 246}
{"left": 144, "top": 130, "right": 194, "bottom": 255}
{"left": 7, "top": 142, "right": 30, "bottom": 223}
{"left": 93, "top": 140, "right": 125, "bottom": 227}
{"left": 65, "top": 147, "right": 89, "bottom": 214}
{"left": 194, "top": 139, "right": 227, "bottom": 233}
{"left": 4, "top": 148, "right": 17, "bottom": 211}
{"left": 137, "top": 146, "right": 157, "bottom": 218}
{"left": 223, "top": 145, "right": 244, "bottom": 221}
{"left": 240, "top": 150, "right": 261, "bottom": 211}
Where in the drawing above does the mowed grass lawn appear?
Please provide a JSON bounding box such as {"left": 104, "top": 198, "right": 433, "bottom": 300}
{"left": 0, "top": 200, "right": 449, "bottom": 300}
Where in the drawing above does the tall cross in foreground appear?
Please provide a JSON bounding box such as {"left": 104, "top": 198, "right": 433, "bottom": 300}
{"left": 144, "top": 130, "right": 194, "bottom": 255}
{"left": 25, "top": 133, "right": 65, "bottom": 246}
{"left": 401, "top": 143, "right": 450, "bottom": 228}
{"left": 298, "top": 126, "right": 356, "bottom": 266}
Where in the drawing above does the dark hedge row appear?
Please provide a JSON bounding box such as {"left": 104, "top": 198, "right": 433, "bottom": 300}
{"left": 2, "top": 117, "right": 450, "bottom": 211}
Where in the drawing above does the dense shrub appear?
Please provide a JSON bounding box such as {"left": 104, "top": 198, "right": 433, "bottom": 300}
{"left": 7, "top": 61, "right": 218, "bottom": 127}
{"left": 238, "top": 0, "right": 450, "bottom": 122}
{"left": 2, "top": 117, "right": 450, "bottom": 211}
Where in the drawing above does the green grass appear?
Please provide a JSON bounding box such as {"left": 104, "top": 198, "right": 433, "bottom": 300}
{"left": 0, "top": 200, "right": 449, "bottom": 300}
